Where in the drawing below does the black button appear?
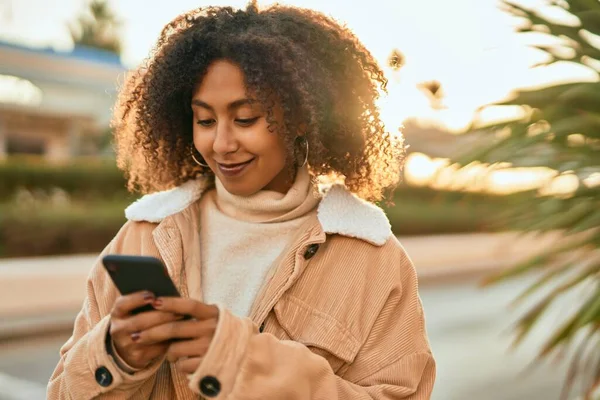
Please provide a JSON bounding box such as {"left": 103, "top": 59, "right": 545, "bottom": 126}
{"left": 95, "top": 366, "right": 113, "bottom": 387}
{"left": 199, "top": 376, "right": 221, "bottom": 397}
{"left": 303, "top": 243, "right": 320, "bottom": 260}
{"left": 259, "top": 322, "right": 266, "bottom": 333}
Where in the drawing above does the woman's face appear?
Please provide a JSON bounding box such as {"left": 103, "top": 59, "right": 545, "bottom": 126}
{"left": 191, "top": 59, "right": 293, "bottom": 196}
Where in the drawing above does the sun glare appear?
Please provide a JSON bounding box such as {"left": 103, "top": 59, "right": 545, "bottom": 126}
{"left": 584, "top": 172, "right": 600, "bottom": 188}
{"left": 404, "top": 153, "right": 448, "bottom": 186}
{"left": 404, "top": 152, "right": 582, "bottom": 196}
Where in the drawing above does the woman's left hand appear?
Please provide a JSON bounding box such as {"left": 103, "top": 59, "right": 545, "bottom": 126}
{"left": 136, "top": 297, "right": 219, "bottom": 374}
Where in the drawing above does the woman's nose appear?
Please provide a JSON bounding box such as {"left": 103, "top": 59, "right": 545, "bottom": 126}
{"left": 212, "top": 122, "right": 238, "bottom": 155}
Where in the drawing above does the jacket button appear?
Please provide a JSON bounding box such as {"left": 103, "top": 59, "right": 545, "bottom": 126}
{"left": 94, "top": 366, "right": 113, "bottom": 387}
{"left": 259, "top": 322, "right": 266, "bottom": 333}
{"left": 303, "top": 243, "right": 320, "bottom": 260}
{"left": 199, "top": 376, "right": 221, "bottom": 397}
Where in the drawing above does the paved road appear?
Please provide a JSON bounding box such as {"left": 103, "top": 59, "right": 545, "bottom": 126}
{"left": 423, "top": 275, "right": 573, "bottom": 400}
{"left": 0, "top": 273, "right": 575, "bottom": 400}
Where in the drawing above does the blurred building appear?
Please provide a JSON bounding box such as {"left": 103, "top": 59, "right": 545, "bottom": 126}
{"left": 0, "top": 40, "right": 126, "bottom": 161}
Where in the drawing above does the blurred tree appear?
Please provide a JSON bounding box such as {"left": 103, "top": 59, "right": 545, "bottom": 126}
{"left": 69, "top": 0, "right": 122, "bottom": 54}
{"left": 457, "top": 1, "right": 600, "bottom": 399}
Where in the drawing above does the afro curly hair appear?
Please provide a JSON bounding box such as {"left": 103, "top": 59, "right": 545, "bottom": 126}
{"left": 112, "top": 1, "right": 406, "bottom": 203}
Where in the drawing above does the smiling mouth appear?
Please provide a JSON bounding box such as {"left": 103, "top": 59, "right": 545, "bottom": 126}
{"left": 218, "top": 158, "right": 254, "bottom": 168}
{"left": 216, "top": 158, "right": 255, "bottom": 176}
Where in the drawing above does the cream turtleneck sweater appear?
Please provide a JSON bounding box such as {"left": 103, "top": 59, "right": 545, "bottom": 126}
{"left": 195, "top": 167, "right": 320, "bottom": 318}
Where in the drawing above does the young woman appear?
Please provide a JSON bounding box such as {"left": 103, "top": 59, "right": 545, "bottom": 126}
{"left": 49, "top": 2, "right": 435, "bottom": 399}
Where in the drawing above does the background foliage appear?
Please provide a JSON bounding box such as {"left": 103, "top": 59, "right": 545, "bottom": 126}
{"left": 0, "top": 156, "right": 522, "bottom": 257}
{"left": 457, "top": 1, "right": 600, "bottom": 398}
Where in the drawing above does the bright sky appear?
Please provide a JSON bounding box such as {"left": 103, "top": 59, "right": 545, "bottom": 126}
{"left": 0, "top": 0, "right": 597, "bottom": 131}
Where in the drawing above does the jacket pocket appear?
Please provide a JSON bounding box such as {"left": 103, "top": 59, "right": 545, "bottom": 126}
{"left": 272, "top": 293, "right": 360, "bottom": 371}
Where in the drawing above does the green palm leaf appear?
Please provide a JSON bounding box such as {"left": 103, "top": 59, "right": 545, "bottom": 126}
{"left": 457, "top": 1, "right": 600, "bottom": 398}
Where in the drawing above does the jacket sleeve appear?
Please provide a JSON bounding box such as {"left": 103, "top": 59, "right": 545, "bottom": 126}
{"left": 47, "top": 228, "right": 164, "bottom": 400}
{"left": 187, "top": 242, "right": 436, "bottom": 399}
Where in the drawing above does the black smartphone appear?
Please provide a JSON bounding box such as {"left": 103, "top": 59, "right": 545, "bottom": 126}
{"left": 102, "top": 255, "right": 181, "bottom": 314}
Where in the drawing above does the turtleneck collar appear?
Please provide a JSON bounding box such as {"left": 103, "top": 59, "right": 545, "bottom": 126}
{"left": 214, "top": 166, "right": 320, "bottom": 223}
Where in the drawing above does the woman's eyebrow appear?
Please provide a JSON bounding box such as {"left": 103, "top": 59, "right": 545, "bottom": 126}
{"left": 191, "top": 98, "right": 256, "bottom": 111}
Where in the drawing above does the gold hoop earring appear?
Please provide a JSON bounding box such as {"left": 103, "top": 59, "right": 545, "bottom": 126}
{"left": 190, "top": 145, "right": 209, "bottom": 167}
{"left": 297, "top": 136, "right": 309, "bottom": 167}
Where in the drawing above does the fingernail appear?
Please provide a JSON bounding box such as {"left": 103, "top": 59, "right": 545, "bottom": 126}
{"left": 153, "top": 299, "right": 163, "bottom": 308}
{"left": 131, "top": 332, "right": 140, "bottom": 342}
{"left": 143, "top": 292, "right": 154, "bottom": 301}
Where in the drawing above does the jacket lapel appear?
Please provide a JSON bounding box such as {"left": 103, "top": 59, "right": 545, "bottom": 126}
{"left": 175, "top": 202, "right": 203, "bottom": 301}
{"left": 152, "top": 218, "right": 186, "bottom": 293}
{"left": 248, "top": 216, "right": 326, "bottom": 325}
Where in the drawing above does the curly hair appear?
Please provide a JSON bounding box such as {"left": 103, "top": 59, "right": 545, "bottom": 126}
{"left": 112, "top": 1, "right": 406, "bottom": 203}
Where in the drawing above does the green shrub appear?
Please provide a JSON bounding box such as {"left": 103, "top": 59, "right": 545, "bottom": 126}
{"left": 0, "top": 156, "right": 522, "bottom": 257}
{"left": 0, "top": 156, "right": 131, "bottom": 201}
{"left": 384, "top": 185, "right": 522, "bottom": 235}
{"left": 0, "top": 184, "right": 520, "bottom": 257}
{"left": 0, "top": 201, "right": 128, "bottom": 257}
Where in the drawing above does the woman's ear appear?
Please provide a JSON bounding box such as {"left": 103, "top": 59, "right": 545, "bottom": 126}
{"left": 297, "top": 123, "right": 307, "bottom": 137}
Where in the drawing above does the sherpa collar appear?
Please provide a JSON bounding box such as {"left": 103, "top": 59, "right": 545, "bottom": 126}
{"left": 125, "top": 178, "right": 391, "bottom": 246}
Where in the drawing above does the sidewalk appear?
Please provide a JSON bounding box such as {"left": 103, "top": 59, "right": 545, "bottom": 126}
{"left": 0, "top": 231, "right": 561, "bottom": 339}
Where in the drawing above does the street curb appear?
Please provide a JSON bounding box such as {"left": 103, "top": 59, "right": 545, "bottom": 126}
{"left": 0, "top": 312, "right": 77, "bottom": 341}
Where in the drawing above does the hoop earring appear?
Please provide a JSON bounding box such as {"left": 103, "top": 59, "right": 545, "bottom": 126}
{"left": 297, "top": 136, "right": 309, "bottom": 168}
{"left": 190, "top": 145, "right": 209, "bottom": 167}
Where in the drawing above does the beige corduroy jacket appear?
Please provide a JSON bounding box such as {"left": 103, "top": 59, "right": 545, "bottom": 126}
{"left": 48, "top": 179, "right": 436, "bottom": 399}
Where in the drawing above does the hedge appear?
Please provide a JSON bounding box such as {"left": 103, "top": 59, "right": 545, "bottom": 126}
{"left": 0, "top": 156, "right": 520, "bottom": 257}
{"left": 0, "top": 188, "right": 517, "bottom": 258}
{"left": 383, "top": 186, "right": 519, "bottom": 235}
{"left": 0, "top": 156, "right": 130, "bottom": 201}
{"left": 0, "top": 201, "right": 127, "bottom": 258}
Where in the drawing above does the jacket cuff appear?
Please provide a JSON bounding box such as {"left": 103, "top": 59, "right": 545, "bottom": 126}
{"left": 82, "top": 315, "right": 163, "bottom": 392}
{"left": 187, "top": 305, "right": 257, "bottom": 397}
{"left": 109, "top": 338, "right": 143, "bottom": 374}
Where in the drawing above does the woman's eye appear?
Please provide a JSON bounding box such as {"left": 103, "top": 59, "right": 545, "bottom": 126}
{"left": 196, "top": 119, "right": 215, "bottom": 127}
{"left": 235, "top": 117, "right": 259, "bottom": 126}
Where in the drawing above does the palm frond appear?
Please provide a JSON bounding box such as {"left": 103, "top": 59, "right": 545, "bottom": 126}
{"left": 456, "top": 1, "right": 600, "bottom": 397}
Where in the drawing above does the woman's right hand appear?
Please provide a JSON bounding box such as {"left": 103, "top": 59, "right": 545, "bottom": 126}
{"left": 109, "top": 291, "right": 183, "bottom": 369}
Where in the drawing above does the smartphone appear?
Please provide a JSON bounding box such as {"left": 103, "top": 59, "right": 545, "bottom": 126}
{"left": 102, "top": 255, "right": 181, "bottom": 314}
